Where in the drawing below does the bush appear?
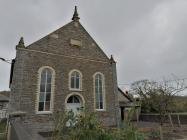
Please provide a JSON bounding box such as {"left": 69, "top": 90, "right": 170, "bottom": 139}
{"left": 115, "top": 107, "right": 145, "bottom": 140}
{"left": 52, "top": 110, "right": 145, "bottom": 140}
{"left": 147, "top": 130, "right": 160, "bottom": 139}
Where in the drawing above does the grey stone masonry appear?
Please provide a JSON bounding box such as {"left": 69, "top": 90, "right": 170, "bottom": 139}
{"left": 9, "top": 12, "right": 120, "bottom": 138}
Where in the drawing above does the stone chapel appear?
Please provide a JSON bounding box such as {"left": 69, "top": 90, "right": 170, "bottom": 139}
{"left": 8, "top": 7, "right": 132, "bottom": 139}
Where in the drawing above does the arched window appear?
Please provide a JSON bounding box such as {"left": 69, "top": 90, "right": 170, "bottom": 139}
{"left": 67, "top": 96, "right": 80, "bottom": 103}
{"left": 69, "top": 70, "right": 82, "bottom": 90}
{"left": 94, "top": 73, "right": 105, "bottom": 110}
{"left": 37, "top": 67, "right": 55, "bottom": 112}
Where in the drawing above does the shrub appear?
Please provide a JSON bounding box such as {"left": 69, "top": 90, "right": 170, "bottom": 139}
{"left": 52, "top": 109, "right": 145, "bottom": 140}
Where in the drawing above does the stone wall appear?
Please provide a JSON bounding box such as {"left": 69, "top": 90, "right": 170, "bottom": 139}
{"left": 139, "top": 114, "right": 187, "bottom": 124}
{"left": 9, "top": 20, "right": 119, "bottom": 135}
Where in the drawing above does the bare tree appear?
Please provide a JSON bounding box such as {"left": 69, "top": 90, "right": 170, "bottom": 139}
{"left": 131, "top": 79, "right": 186, "bottom": 140}
{"left": 131, "top": 79, "right": 186, "bottom": 125}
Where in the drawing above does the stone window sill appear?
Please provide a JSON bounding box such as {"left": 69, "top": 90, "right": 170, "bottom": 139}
{"left": 69, "top": 88, "right": 82, "bottom": 92}
{"left": 36, "top": 111, "right": 52, "bottom": 115}
{"left": 95, "top": 109, "right": 106, "bottom": 112}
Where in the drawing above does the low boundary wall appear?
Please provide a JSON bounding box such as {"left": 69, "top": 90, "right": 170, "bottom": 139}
{"left": 139, "top": 113, "right": 187, "bottom": 124}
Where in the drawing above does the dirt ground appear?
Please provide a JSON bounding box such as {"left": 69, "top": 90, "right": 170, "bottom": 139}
{"left": 133, "top": 121, "right": 187, "bottom": 140}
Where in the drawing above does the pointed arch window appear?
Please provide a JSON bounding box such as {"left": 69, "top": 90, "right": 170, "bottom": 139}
{"left": 37, "top": 67, "right": 55, "bottom": 113}
{"left": 94, "top": 73, "right": 105, "bottom": 110}
{"left": 69, "top": 70, "right": 82, "bottom": 90}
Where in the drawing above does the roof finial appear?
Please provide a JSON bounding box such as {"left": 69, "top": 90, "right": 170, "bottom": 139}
{"left": 72, "top": 6, "right": 80, "bottom": 21}
{"left": 19, "top": 37, "right": 24, "bottom": 46}
{"left": 110, "top": 55, "right": 116, "bottom": 64}
{"left": 16, "top": 37, "right": 25, "bottom": 49}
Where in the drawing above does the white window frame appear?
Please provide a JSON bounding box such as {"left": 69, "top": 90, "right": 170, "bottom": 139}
{"left": 69, "top": 69, "right": 82, "bottom": 91}
{"left": 36, "top": 66, "right": 55, "bottom": 114}
{"left": 65, "top": 92, "right": 85, "bottom": 112}
{"left": 93, "top": 72, "right": 106, "bottom": 111}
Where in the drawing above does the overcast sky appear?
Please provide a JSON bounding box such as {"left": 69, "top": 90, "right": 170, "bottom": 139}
{"left": 0, "top": 0, "right": 187, "bottom": 93}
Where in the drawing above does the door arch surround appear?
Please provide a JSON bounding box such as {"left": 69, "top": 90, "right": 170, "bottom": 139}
{"left": 65, "top": 93, "right": 85, "bottom": 114}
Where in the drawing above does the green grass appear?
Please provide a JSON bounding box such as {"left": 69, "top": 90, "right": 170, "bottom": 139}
{"left": 0, "top": 134, "right": 6, "bottom": 140}
{"left": 0, "top": 121, "right": 6, "bottom": 133}
{"left": 0, "top": 120, "right": 7, "bottom": 140}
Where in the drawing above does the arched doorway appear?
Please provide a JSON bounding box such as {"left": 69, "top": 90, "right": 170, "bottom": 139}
{"left": 66, "top": 94, "right": 84, "bottom": 116}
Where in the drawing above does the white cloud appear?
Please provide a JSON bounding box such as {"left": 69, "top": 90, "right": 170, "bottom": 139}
{"left": 0, "top": 0, "right": 187, "bottom": 92}
{"left": 117, "top": 0, "right": 187, "bottom": 85}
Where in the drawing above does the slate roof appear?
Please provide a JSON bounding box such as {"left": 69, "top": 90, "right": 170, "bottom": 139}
{"left": 0, "top": 91, "right": 10, "bottom": 102}
{"left": 118, "top": 87, "right": 133, "bottom": 102}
